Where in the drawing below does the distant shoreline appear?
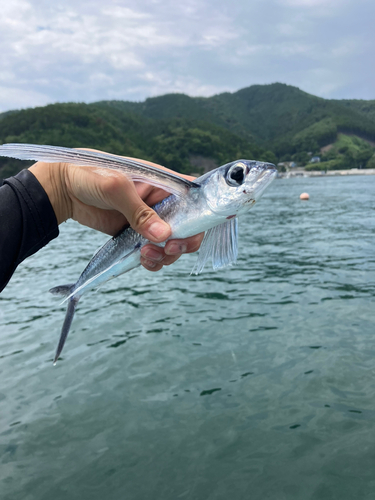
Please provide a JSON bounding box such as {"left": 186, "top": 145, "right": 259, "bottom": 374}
{"left": 278, "top": 168, "right": 375, "bottom": 178}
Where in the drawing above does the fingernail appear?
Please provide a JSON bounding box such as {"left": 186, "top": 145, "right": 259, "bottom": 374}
{"left": 165, "top": 243, "right": 187, "bottom": 255}
{"left": 148, "top": 221, "right": 170, "bottom": 241}
{"left": 141, "top": 248, "right": 164, "bottom": 262}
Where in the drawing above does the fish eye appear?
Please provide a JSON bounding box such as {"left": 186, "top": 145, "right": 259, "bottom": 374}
{"left": 227, "top": 164, "right": 245, "bottom": 186}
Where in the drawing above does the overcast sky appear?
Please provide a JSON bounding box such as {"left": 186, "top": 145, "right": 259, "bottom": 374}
{"left": 0, "top": 0, "right": 374, "bottom": 112}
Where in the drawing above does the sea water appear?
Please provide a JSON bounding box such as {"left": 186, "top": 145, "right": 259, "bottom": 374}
{"left": 0, "top": 175, "right": 374, "bottom": 500}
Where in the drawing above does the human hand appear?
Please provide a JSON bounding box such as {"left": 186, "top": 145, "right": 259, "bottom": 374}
{"left": 29, "top": 154, "right": 203, "bottom": 272}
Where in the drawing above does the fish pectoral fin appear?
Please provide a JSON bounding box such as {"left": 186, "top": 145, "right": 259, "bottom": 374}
{"left": 191, "top": 218, "right": 238, "bottom": 275}
{"left": 0, "top": 143, "right": 200, "bottom": 197}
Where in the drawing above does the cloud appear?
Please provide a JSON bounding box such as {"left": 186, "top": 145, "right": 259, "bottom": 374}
{"left": 0, "top": 0, "right": 374, "bottom": 112}
{"left": 279, "top": 0, "right": 337, "bottom": 7}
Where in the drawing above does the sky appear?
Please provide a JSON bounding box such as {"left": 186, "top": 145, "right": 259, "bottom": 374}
{"left": 0, "top": 0, "right": 374, "bottom": 112}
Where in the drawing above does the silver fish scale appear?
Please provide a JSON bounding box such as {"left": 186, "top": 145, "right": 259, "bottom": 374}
{"left": 75, "top": 226, "right": 146, "bottom": 292}
{"left": 74, "top": 193, "right": 183, "bottom": 293}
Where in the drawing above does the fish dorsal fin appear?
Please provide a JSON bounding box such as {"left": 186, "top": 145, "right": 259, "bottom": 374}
{"left": 191, "top": 218, "right": 238, "bottom": 275}
{"left": 0, "top": 143, "right": 199, "bottom": 197}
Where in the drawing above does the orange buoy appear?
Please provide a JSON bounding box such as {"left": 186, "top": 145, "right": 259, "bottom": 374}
{"left": 300, "top": 193, "right": 309, "bottom": 200}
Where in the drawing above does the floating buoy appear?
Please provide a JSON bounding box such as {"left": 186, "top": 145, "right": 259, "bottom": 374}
{"left": 300, "top": 193, "right": 309, "bottom": 200}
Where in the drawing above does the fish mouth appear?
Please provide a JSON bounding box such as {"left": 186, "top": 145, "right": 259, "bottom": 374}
{"left": 247, "top": 161, "right": 277, "bottom": 174}
{"left": 258, "top": 163, "right": 277, "bottom": 178}
{"left": 246, "top": 162, "right": 277, "bottom": 198}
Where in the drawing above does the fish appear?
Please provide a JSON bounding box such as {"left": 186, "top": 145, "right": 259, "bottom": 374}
{"left": 0, "top": 144, "right": 277, "bottom": 363}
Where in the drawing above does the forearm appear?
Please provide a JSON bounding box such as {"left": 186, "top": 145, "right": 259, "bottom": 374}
{"left": 0, "top": 170, "right": 59, "bottom": 291}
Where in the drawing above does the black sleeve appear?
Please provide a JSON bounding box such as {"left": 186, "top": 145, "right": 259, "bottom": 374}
{"left": 0, "top": 169, "right": 59, "bottom": 292}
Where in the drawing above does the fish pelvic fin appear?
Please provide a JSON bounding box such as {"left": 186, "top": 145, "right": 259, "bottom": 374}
{"left": 53, "top": 295, "right": 80, "bottom": 365}
{"left": 49, "top": 283, "right": 75, "bottom": 297}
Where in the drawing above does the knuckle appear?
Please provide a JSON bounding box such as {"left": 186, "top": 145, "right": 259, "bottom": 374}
{"left": 131, "top": 206, "right": 154, "bottom": 230}
{"left": 141, "top": 260, "right": 163, "bottom": 272}
{"left": 186, "top": 235, "right": 204, "bottom": 253}
{"left": 102, "top": 173, "right": 129, "bottom": 196}
{"left": 164, "top": 256, "right": 179, "bottom": 266}
{"left": 189, "top": 243, "right": 201, "bottom": 254}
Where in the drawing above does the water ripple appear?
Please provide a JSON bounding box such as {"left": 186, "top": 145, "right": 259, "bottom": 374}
{"left": 0, "top": 176, "right": 375, "bottom": 499}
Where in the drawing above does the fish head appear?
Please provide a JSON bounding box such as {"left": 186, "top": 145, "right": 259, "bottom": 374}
{"left": 200, "top": 160, "right": 277, "bottom": 217}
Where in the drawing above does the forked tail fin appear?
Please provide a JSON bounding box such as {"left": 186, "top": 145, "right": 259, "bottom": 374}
{"left": 49, "top": 284, "right": 79, "bottom": 365}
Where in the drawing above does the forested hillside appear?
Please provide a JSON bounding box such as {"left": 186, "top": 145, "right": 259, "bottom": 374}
{"left": 1, "top": 83, "right": 375, "bottom": 177}
{"left": 340, "top": 99, "right": 375, "bottom": 123}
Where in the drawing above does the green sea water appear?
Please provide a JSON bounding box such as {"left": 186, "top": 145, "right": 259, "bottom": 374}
{"left": 0, "top": 175, "right": 375, "bottom": 500}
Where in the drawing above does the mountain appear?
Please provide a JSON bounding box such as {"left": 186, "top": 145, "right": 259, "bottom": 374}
{"left": 1, "top": 83, "right": 375, "bottom": 177}
{"left": 97, "top": 83, "right": 375, "bottom": 155}
{"left": 0, "top": 101, "right": 274, "bottom": 178}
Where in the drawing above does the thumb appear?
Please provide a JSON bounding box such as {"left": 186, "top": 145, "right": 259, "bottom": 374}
{"left": 121, "top": 193, "right": 171, "bottom": 243}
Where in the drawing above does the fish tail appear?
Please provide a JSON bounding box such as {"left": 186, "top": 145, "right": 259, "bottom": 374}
{"left": 49, "top": 283, "right": 79, "bottom": 365}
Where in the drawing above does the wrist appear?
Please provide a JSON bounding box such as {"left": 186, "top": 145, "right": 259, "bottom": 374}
{"left": 29, "top": 162, "right": 72, "bottom": 224}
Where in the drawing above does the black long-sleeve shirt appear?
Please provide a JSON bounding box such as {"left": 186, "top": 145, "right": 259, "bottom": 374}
{"left": 0, "top": 169, "right": 59, "bottom": 292}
